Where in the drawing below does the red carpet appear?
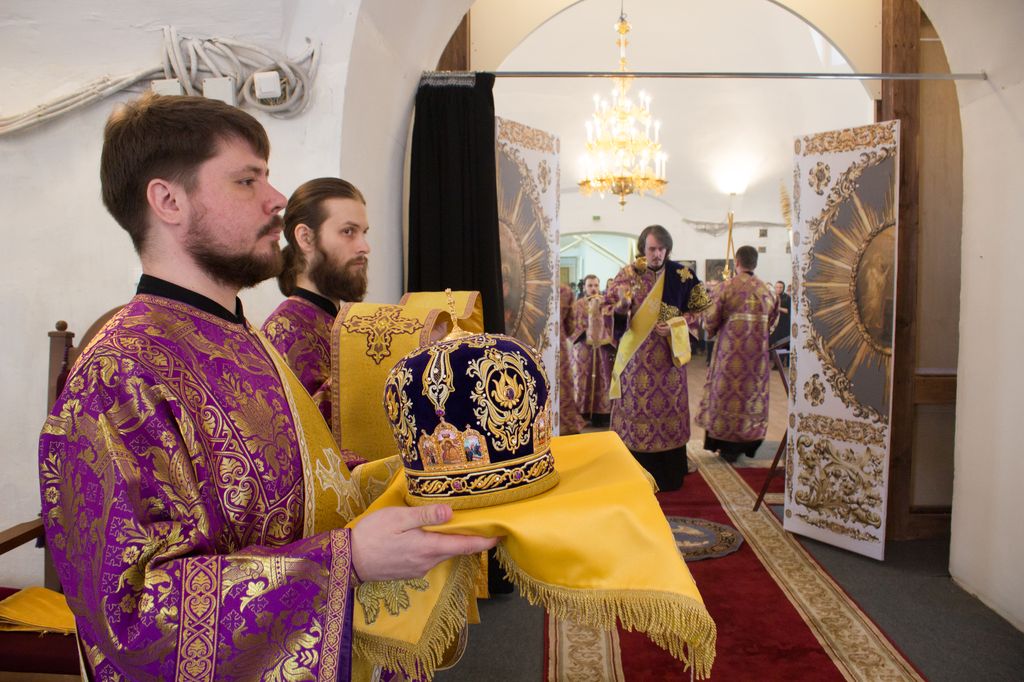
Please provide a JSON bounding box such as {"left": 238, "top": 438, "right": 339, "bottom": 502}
{"left": 545, "top": 451, "right": 922, "bottom": 681}
{"left": 614, "top": 471, "right": 844, "bottom": 681}
{"left": 733, "top": 463, "right": 785, "bottom": 497}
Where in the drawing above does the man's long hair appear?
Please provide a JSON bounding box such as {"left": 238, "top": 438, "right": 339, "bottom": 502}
{"left": 278, "top": 178, "right": 366, "bottom": 296}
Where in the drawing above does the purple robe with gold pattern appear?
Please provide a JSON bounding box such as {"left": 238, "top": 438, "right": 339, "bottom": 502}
{"left": 40, "top": 294, "right": 354, "bottom": 681}
{"left": 607, "top": 261, "right": 711, "bottom": 455}
{"left": 697, "top": 272, "right": 780, "bottom": 450}
{"left": 569, "top": 296, "right": 615, "bottom": 418}
{"left": 558, "top": 285, "right": 586, "bottom": 435}
{"left": 262, "top": 293, "right": 335, "bottom": 421}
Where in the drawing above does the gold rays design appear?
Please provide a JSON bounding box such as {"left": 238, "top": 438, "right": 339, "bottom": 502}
{"left": 804, "top": 152, "right": 897, "bottom": 415}
{"left": 497, "top": 144, "right": 555, "bottom": 353}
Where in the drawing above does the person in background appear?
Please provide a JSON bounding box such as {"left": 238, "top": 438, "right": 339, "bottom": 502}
{"left": 570, "top": 274, "right": 615, "bottom": 427}
{"left": 262, "top": 177, "right": 369, "bottom": 424}
{"left": 697, "top": 246, "right": 780, "bottom": 462}
{"left": 558, "top": 283, "right": 586, "bottom": 435}
{"left": 606, "top": 225, "right": 712, "bottom": 491}
{"left": 769, "top": 280, "right": 792, "bottom": 365}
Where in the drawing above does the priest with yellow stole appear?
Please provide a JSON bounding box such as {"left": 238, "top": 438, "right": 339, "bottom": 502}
{"left": 607, "top": 225, "right": 712, "bottom": 491}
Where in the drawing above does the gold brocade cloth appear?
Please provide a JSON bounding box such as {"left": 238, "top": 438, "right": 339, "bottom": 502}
{"left": 331, "top": 303, "right": 453, "bottom": 460}
{"left": 352, "top": 430, "right": 717, "bottom": 679}
{"left": 400, "top": 290, "right": 484, "bottom": 333}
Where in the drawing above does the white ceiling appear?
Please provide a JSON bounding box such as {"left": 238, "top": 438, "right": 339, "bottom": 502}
{"left": 490, "top": 0, "right": 875, "bottom": 228}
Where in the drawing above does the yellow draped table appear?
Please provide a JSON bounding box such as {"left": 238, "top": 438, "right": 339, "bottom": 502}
{"left": 352, "top": 430, "right": 717, "bottom": 679}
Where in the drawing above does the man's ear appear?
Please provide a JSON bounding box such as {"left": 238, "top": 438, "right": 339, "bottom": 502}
{"left": 295, "top": 223, "right": 315, "bottom": 256}
{"left": 146, "top": 178, "right": 187, "bottom": 227}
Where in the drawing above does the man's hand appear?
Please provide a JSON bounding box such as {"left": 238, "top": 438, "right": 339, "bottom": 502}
{"left": 653, "top": 321, "right": 670, "bottom": 337}
{"left": 351, "top": 504, "right": 499, "bottom": 582}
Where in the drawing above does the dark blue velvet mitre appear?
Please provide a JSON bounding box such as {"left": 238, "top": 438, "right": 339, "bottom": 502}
{"left": 383, "top": 333, "right": 558, "bottom": 509}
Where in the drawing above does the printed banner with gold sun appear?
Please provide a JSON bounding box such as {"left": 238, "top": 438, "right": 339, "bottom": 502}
{"left": 784, "top": 121, "right": 900, "bottom": 560}
{"left": 496, "top": 117, "right": 559, "bottom": 426}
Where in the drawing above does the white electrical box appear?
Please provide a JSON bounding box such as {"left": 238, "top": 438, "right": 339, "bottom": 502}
{"left": 253, "top": 71, "right": 282, "bottom": 100}
{"left": 151, "top": 78, "right": 183, "bottom": 96}
{"left": 203, "top": 77, "right": 236, "bottom": 106}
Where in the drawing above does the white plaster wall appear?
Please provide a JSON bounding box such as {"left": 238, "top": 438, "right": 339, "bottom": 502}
{"left": 921, "top": 0, "right": 1024, "bottom": 631}
{"left": 560, "top": 193, "right": 794, "bottom": 288}
{"left": 339, "top": 0, "right": 472, "bottom": 304}
{"left": 0, "top": 0, "right": 359, "bottom": 586}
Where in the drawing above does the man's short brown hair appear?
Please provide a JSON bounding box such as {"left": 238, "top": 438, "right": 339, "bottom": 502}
{"left": 736, "top": 245, "right": 758, "bottom": 270}
{"left": 100, "top": 93, "right": 270, "bottom": 253}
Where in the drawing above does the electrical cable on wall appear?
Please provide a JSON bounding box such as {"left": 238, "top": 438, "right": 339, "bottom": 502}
{"left": 0, "top": 27, "right": 320, "bottom": 137}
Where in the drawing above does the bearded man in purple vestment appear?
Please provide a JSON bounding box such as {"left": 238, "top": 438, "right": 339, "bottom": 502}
{"left": 570, "top": 274, "right": 615, "bottom": 427}
{"left": 38, "top": 93, "right": 496, "bottom": 681}
{"left": 697, "top": 245, "right": 781, "bottom": 462}
{"left": 607, "top": 225, "right": 712, "bottom": 491}
{"left": 262, "top": 177, "right": 370, "bottom": 426}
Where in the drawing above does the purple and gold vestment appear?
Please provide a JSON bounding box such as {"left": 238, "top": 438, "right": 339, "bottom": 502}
{"left": 558, "top": 285, "right": 586, "bottom": 435}
{"left": 569, "top": 295, "right": 614, "bottom": 420}
{"left": 607, "top": 260, "right": 711, "bottom": 490}
{"left": 697, "top": 272, "right": 780, "bottom": 457}
{"left": 40, "top": 293, "right": 354, "bottom": 681}
{"left": 262, "top": 291, "right": 336, "bottom": 421}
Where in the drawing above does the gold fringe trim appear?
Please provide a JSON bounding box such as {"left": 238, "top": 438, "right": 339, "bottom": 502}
{"left": 495, "top": 545, "right": 717, "bottom": 680}
{"left": 352, "top": 553, "right": 480, "bottom": 680}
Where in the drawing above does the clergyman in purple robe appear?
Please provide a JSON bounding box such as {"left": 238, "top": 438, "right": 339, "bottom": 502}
{"left": 39, "top": 93, "right": 496, "bottom": 681}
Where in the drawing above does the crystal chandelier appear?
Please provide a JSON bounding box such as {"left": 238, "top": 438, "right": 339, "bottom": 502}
{"left": 578, "top": 12, "right": 667, "bottom": 209}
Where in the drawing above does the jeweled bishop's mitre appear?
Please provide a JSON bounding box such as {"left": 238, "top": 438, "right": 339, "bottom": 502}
{"left": 382, "top": 330, "right": 557, "bottom": 509}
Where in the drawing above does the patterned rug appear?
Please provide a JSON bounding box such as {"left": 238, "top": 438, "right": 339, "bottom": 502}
{"left": 667, "top": 516, "right": 743, "bottom": 562}
{"left": 545, "top": 443, "right": 923, "bottom": 681}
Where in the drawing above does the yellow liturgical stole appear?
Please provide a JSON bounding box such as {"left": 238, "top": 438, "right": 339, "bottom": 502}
{"left": 610, "top": 270, "right": 664, "bottom": 399}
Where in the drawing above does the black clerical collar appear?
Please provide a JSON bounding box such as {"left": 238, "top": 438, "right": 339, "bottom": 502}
{"left": 136, "top": 274, "right": 245, "bottom": 324}
{"left": 293, "top": 287, "right": 339, "bottom": 317}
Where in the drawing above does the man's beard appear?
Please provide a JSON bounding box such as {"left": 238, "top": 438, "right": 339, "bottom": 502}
{"left": 648, "top": 259, "right": 666, "bottom": 272}
{"left": 186, "top": 215, "right": 285, "bottom": 290}
{"left": 309, "top": 245, "right": 368, "bottom": 302}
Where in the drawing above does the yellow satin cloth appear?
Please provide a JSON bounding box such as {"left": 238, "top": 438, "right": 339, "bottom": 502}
{"left": 354, "top": 430, "right": 717, "bottom": 679}
{"left": 400, "top": 290, "right": 484, "bottom": 333}
{"left": 0, "top": 586, "right": 75, "bottom": 634}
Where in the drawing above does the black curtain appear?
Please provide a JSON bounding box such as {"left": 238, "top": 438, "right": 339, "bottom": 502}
{"left": 408, "top": 73, "right": 505, "bottom": 333}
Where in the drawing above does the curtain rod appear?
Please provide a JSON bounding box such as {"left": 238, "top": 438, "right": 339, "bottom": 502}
{"left": 427, "top": 70, "right": 986, "bottom": 81}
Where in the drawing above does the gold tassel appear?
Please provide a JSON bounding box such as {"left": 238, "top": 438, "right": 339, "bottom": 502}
{"left": 494, "top": 545, "right": 717, "bottom": 680}
{"left": 352, "top": 553, "right": 480, "bottom": 680}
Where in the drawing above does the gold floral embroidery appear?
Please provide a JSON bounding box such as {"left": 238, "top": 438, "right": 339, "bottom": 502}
{"left": 341, "top": 306, "right": 425, "bottom": 365}
{"left": 356, "top": 578, "right": 430, "bottom": 625}
{"left": 687, "top": 283, "right": 712, "bottom": 313}
{"left": 384, "top": 366, "right": 418, "bottom": 463}
{"left": 467, "top": 348, "right": 538, "bottom": 452}
{"left": 177, "top": 559, "right": 220, "bottom": 682}
{"left": 658, "top": 302, "right": 683, "bottom": 323}
{"left": 792, "top": 435, "right": 884, "bottom": 540}
{"left": 423, "top": 343, "right": 456, "bottom": 414}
